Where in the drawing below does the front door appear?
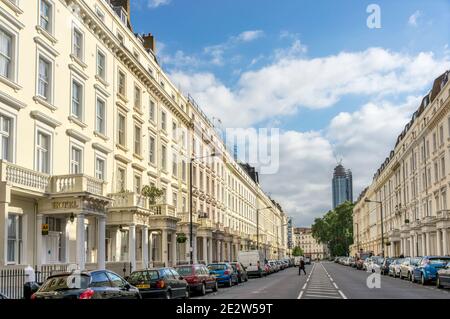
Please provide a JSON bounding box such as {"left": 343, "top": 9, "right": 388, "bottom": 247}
{"left": 45, "top": 231, "right": 61, "bottom": 263}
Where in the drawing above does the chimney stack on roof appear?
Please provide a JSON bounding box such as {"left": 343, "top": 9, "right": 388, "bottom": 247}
{"left": 142, "top": 33, "right": 156, "bottom": 54}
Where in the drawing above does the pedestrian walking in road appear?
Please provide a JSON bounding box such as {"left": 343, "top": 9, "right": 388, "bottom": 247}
{"left": 298, "top": 259, "right": 306, "bottom": 275}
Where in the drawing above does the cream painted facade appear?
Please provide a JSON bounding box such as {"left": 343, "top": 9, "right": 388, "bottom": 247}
{"left": 293, "top": 227, "right": 328, "bottom": 260}
{"left": 351, "top": 71, "right": 450, "bottom": 258}
{"left": 0, "top": 0, "right": 288, "bottom": 275}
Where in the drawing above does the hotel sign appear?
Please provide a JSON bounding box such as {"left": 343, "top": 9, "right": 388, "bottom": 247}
{"left": 52, "top": 200, "right": 79, "bottom": 210}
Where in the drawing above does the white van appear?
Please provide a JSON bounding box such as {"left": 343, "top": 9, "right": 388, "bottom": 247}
{"left": 237, "top": 250, "right": 265, "bottom": 277}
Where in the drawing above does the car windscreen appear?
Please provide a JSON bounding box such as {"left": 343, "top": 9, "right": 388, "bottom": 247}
{"left": 38, "top": 274, "right": 90, "bottom": 292}
{"left": 175, "top": 266, "right": 193, "bottom": 276}
{"left": 129, "top": 271, "right": 159, "bottom": 283}
{"left": 429, "top": 258, "right": 450, "bottom": 264}
{"left": 208, "top": 264, "right": 226, "bottom": 271}
{"left": 410, "top": 258, "right": 421, "bottom": 265}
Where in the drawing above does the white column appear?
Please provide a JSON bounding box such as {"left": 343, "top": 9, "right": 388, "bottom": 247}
{"left": 76, "top": 214, "right": 85, "bottom": 270}
{"left": 64, "top": 218, "right": 70, "bottom": 263}
{"left": 36, "top": 214, "right": 43, "bottom": 266}
{"left": 436, "top": 229, "right": 442, "bottom": 256}
{"left": 216, "top": 240, "right": 221, "bottom": 262}
{"left": 421, "top": 234, "right": 426, "bottom": 256}
{"left": 193, "top": 234, "right": 198, "bottom": 264}
{"left": 413, "top": 235, "right": 418, "bottom": 257}
{"left": 142, "top": 226, "right": 149, "bottom": 268}
{"left": 409, "top": 237, "right": 413, "bottom": 257}
{"left": 185, "top": 234, "right": 190, "bottom": 263}
{"left": 442, "top": 229, "right": 448, "bottom": 255}
{"left": 161, "top": 229, "right": 168, "bottom": 266}
{"left": 208, "top": 238, "right": 212, "bottom": 264}
{"left": 148, "top": 232, "right": 153, "bottom": 267}
{"left": 426, "top": 232, "right": 431, "bottom": 255}
{"left": 128, "top": 225, "right": 136, "bottom": 271}
{"left": 228, "top": 242, "right": 232, "bottom": 261}
{"left": 171, "top": 231, "right": 177, "bottom": 266}
{"left": 202, "top": 236, "right": 208, "bottom": 264}
{"left": 97, "top": 216, "right": 106, "bottom": 270}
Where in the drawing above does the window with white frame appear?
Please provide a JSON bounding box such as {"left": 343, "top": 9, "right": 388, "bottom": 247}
{"left": 117, "top": 113, "right": 126, "bottom": 146}
{"left": 172, "top": 192, "right": 177, "bottom": 209}
{"left": 0, "top": 114, "right": 12, "bottom": 161}
{"left": 71, "top": 80, "right": 83, "bottom": 119}
{"left": 95, "top": 97, "right": 106, "bottom": 134}
{"left": 95, "top": 6, "right": 105, "bottom": 21}
{"left": 134, "top": 174, "right": 141, "bottom": 194}
{"left": 172, "top": 121, "right": 177, "bottom": 140}
{"left": 37, "top": 56, "right": 51, "bottom": 100}
{"left": 134, "top": 125, "right": 141, "bottom": 155}
{"left": 39, "top": 0, "right": 52, "bottom": 33}
{"left": 172, "top": 153, "right": 177, "bottom": 176}
{"left": 134, "top": 85, "right": 141, "bottom": 110}
{"left": 36, "top": 131, "right": 50, "bottom": 173}
{"left": 95, "top": 156, "right": 105, "bottom": 180}
{"left": 149, "top": 99, "right": 155, "bottom": 122}
{"left": 149, "top": 135, "right": 156, "bottom": 164}
{"left": 117, "top": 166, "right": 126, "bottom": 192}
{"left": 0, "top": 29, "right": 13, "bottom": 80}
{"left": 161, "top": 111, "right": 167, "bottom": 131}
{"left": 7, "top": 214, "right": 22, "bottom": 264}
{"left": 181, "top": 160, "right": 186, "bottom": 182}
{"left": 70, "top": 145, "right": 83, "bottom": 174}
{"left": 118, "top": 70, "right": 126, "bottom": 96}
{"left": 161, "top": 144, "right": 167, "bottom": 170}
{"left": 96, "top": 50, "right": 106, "bottom": 80}
{"left": 72, "top": 28, "right": 83, "bottom": 60}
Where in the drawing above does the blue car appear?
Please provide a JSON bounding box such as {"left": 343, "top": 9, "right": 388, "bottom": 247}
{"left": 207, "top": 263, "right": 238, "bottom": 287}
{"left": 412, "top": 256, "right": 450, "bottom": 285}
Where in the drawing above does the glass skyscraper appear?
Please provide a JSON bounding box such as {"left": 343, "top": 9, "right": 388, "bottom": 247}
{"left": 332, "top": 164, "right": 353, "bottom": 209}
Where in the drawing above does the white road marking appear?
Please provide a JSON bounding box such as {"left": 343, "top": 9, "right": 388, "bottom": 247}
{"left": 338, "top": 290, "right": 348, "bottom": 299}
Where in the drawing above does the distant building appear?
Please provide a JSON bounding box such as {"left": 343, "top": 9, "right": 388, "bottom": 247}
{"left": 332, "top": 164, "right": 353, "bottom": 208}
{"left": 293, "top": 227, "right": 328, "bottom": 260}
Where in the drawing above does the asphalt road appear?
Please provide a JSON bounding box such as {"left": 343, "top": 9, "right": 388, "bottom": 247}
{"left": 194, "top": 262, "right": 450, "bottom": 299}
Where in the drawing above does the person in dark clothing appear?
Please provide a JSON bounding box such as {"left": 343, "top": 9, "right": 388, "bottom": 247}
{"left": 298, "top": 259, "right": 306, "bottom": 275}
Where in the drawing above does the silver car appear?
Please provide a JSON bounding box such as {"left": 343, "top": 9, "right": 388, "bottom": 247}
{"left": 399, "top": 257, "right": 421, "bottom": 281}
{"left": 389, "top": 258, "right": 404, "bottom": 277}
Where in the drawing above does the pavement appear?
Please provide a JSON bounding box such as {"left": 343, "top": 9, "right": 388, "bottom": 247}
{"left": 194, "top": 262, "right": 450, "bottom": 299}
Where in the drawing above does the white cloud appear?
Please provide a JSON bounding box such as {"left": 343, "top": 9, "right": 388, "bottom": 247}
{"left": 408, "top": 10, "right": 421, "bottom": 26}
{"left": 236, "top": 30, "right": 264, "bottom": 42}
{"left": 147, "top": 0, "right": 171, "bottom": 9}
{"left": 171, "top": 48, "right": 450, "bottom": 127}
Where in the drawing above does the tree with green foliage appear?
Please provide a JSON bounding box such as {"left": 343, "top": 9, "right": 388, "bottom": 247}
{"left": 311, "top": 201, "right": 354, "bottom": 257}
{"left": 292, "top": 246, "right": 304, "bottom": 256}
{"left": 141, "top": 185, "right": 165, "bottom": 205}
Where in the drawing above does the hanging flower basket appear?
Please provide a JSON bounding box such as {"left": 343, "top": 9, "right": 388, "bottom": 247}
{"left": 177, "top": 233, "right": 187, "bottom": 244}
{"left": 385, "top": 241, "right": 391, "bottom": 246}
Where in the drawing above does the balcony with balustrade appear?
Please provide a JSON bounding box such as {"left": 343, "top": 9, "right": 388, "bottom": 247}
{"left": 108, "top": 192, "right": 149, "bottom": 211}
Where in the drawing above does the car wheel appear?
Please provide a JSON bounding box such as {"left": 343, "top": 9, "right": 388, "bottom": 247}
{"left": 411, "top": 273, "right": 416, "bottom": 283}
{"left": 421, "top": 273, "right": 426, "bottom": 286}
{"left": 212, "top": 281, "right": 218, "bottom": 292}
{"left": 200, "top": 283, "right": 206, "bottom": 296}
{"left": 399, "top": 271, "right": 402, "bottom": 279}
{"left": 165, "top": 290, "right": 172, "bottom": 299}
{"left": 437, "top": 276, "right": 443, "bottom": 289}
{"left": 372, "top": 269, "right": 375, "bottom": 273}
{"left": 408, "top": 272, "right": 413, "bottom": 282}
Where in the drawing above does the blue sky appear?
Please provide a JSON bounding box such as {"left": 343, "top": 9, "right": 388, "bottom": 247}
{"left": 130, "top": 0, "right": 450, "bottom": 226}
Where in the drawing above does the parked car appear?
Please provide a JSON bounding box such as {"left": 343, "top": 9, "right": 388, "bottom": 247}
{"left": 207, "top": 263, "right": 238, "bottom": 287}
{"left": 399, "top": 257, "right": 421, "bottom": 281}
{"left": 389, "top": 258, "right": 404, "bottom": 277}
{"left": 128, "top": 268, "right": 189, "bottom": 299}
{"left": 230, "top": 262, "right": 248, "bottom": 283}
{"left": 237, "top": 250, "right": 265, "bottom": 278}
{"left": 436, "top": 262, "right": 450, "bottom": 289}
{"left": 0, "top": 292, "right": 8, "bottom": 299}
{"left": 356, "top": 257, "right": 367, "bottom": 270}
{"left": 381, "top": 258, "right": 394, "bottom": 275}
{"left": 367, "top": 257, "right": 383, "bottom": 273}
{"left": 174, "top": 264, "right": 218, "bottom": 296}
{"left": 32, "top": 270, "right": 140, "bottom": 299}
{"left": 263, "top": 263, "right": 271, "bottom": 275}
{"left": 269, "top": 260, "right": 279, "bottom": 272}
{"left": 412, "top": 256, "right": 450, "bottom": 285}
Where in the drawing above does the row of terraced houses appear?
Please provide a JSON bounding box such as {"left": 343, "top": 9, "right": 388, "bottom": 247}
{"left": 0, "top": 0, "right": 289, "bottom": 284}
{"left": 351, "top": 70, "right": 450, "bottom": 258}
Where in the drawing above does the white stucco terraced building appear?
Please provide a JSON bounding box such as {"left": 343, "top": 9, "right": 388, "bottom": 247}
{"left": 0, "top": 0, "right": 289, "bottom": 277}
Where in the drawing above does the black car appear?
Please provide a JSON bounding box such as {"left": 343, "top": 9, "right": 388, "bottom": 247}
{"left": 127, "top": 267, "right": 189, "bottom": 299}
{"left": 230, "top": 262, "right": 248, "bottom": 283}
{"left": 437, "top": 262, "right": 450, "bottom": 289}
{"left": 31, "top": 270, "right": 140, "bottom": 299}
{"left": 381, "top": 258, "right": 393, "bottom": 275}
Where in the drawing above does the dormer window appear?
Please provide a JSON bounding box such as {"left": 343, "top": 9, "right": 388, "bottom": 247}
{"left": 113, "top": 6, "right": 128, "bottom": 26}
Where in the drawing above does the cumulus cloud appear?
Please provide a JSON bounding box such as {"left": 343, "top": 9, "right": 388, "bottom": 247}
{"left": 408, "top": 10, "right": 421, "bottom": 26}
{"left": 236, "top": 30, "right": 264, "bottom": 42}
{"left": 147, "top": 0, "right": 171, "bottom": 8}
{"left": 171, "top": 48, "right": 450, "bottom": 127}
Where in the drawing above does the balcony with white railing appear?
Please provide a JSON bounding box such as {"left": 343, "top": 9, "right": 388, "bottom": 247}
{"left": 177, "top": 211, "right": 198, "bottom": 224}
{"left": 150, "top": 204, "right": 176, "bottom": 217}
{"left": 51, "top": 175, "right": 106, "bottom": 196}
{"left": 198, "top": 218, "right": 214, "bottom": 229}
{"left": 109, "top": 192, "right": 148, "bottom": 209}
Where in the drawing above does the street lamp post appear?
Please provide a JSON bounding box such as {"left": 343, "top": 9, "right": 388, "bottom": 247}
{"left": 189, "top": 152, "right": 217, "bottom": 265}
{"left": 355, "top": 222, "right": 359, "bottom": 252}
{"left": 365, "top": 198, "right": 384, "bottom": 257}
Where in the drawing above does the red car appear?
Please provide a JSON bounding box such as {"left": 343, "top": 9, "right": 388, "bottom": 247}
{"left": 174, "top": 264, "right": 218, "bottom": 296}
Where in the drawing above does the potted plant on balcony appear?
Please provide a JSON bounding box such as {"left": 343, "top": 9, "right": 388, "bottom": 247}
{"left": 177, "top": 232, "right": 187, "bottom": 244}
{"left": 141, "top": 185, "right": 164, "bottom": 205}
